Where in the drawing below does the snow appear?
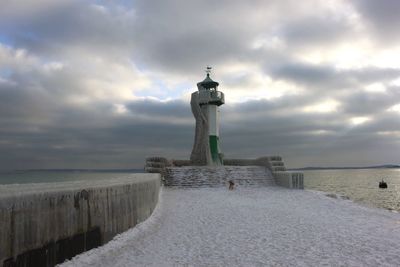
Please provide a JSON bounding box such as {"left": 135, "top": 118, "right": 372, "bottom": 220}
{"left": 61, "top": 187, "right": 400, "bottom": 267}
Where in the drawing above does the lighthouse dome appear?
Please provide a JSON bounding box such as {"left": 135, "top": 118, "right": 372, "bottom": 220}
{"left": 197, "top": 73, "right": 219, "bottom": 90}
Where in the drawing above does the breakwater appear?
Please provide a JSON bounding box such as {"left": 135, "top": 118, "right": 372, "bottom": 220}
{"left": 0, "top": 174, "right": 161, "bottom": 267}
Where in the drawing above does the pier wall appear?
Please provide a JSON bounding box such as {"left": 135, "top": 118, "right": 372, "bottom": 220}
{"left": 273, "top": 171, "right": 304, "bottom": 189}
{"left": 0, "top": 174, "right": 161, "bottom": 267}
{"left": 265, "top": 157, "right": 304, "bottom": 189}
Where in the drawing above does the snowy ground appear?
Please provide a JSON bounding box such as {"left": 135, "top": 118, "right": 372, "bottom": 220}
{"left": 61, "top": 187, "right": 400, "bottom": 267}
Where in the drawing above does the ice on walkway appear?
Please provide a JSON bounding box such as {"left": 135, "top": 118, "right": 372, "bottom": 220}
{"left": 61, "top": 187, "right": 400, "bottom": 266}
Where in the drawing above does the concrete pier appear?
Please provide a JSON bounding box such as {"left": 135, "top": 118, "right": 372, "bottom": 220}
{"left": 0, "top": 174, "right": 161, "bottom": 266}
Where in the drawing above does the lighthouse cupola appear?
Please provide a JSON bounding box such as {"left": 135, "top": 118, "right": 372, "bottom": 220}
{"left": 197, "top": 68, "right": 225, "bottom": 106}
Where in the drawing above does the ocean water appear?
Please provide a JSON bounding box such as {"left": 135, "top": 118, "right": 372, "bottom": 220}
{"left": 303, "top": 168, "right": 400, "bottom": 212}
{"left": 0, "top": 169, "right": 144, "bottom": 185}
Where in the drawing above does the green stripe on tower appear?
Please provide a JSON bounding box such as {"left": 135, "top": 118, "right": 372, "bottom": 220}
{"left": 209, "top": 135, "right": 221, "bottom": 164}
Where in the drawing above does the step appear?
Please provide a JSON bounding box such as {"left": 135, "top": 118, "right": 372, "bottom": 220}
{"left": 164, "top": 166, "right": 275, "bottom": 188}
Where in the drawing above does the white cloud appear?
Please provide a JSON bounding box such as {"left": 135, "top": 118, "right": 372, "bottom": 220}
{"left": 387, "top": 104, "right": 400, "bottom": 113}
{"left": 303, "top": 99, "right": 340, "bottom": 113}
{"left": 364, "top": 82, "right": 386, "bottom": 93}
{"left": 350, "top": 116, "right": 371, "bottom": 125}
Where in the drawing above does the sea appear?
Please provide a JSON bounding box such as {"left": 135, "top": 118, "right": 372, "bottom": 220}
{"left": 0, "top": 168, "right": 399, "bottom": 212}
{"left": 303, "top": 168, "right": 400, "bottom": 212}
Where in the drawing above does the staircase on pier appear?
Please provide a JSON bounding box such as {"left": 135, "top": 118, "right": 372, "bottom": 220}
{"left": 164, "top": 166, "right": 275, "bottom": 188}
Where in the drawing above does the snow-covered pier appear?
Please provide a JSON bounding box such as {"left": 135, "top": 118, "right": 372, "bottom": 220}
{"left": 63, "top": 187, "right": 400, "bottom": 267}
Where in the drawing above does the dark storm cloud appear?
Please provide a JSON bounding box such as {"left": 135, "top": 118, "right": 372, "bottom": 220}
{"left": 130, "top": 3, "right": 250, "bottom": 73}
{"left": 353, "top": 0, "right": 400, "bottom": 42}
{"left": 126, "top": 99, "right": 191, "bottom": 119}
{"left": 221, "top": 107, "right": 399, "bottom": 167}
{"left": 0, "top": 1, "right": 135, "bottom": 57}
{"left": 270, "top": 62, "right": 400, "bottom": 93}
{"left": 0, "top": 97, "right": 195, "bottom": 169}
{"left": 339, "top": 86, "right": 400, "bottom": 116}
{"left": 270, "top": 63, "right": 338, "bottom": 87}
{"left": 281, "top": 15, "right": 352, "bottom": 46}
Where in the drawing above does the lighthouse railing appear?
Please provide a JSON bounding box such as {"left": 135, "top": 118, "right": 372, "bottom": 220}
{"left": 198, "top": 90, "right": 225, "bottom": 105}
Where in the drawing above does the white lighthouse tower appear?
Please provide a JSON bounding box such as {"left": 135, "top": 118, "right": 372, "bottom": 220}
{"left": 190, "top": 67, "right": 225, "bottom": 166}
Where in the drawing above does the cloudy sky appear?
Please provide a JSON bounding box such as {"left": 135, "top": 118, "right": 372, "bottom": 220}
{"left": 0, "top": 0, "right": 399, "bottom": 170}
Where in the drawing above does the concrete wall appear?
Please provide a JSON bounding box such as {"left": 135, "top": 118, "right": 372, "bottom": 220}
{"left": 145, "top": 157, "right": 172, "bottom": 175}
{"left": 0, "top": 174, "right": 161, "bottom": 266}
{"left": 164, "top": 166, "right": 275, "bottom": 187}
{"left": 273, "top": 171, "right": 304, "bottom": 189}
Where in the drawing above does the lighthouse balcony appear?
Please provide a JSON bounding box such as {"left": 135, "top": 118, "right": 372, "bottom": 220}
{"left": 199, "top": 90, "right": 225, "bottom": 106}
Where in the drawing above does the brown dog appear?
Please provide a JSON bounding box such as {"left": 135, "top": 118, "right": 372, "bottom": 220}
{"left": 228, "top": 180, "right": 235, "bottom": 190}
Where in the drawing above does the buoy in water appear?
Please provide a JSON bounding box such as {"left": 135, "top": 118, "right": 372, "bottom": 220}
{"left": 379, "top": 179, "right": 388, "bottom": 189}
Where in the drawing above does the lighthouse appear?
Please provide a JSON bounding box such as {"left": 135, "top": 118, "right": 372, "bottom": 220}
{"left": 190, "top": 67, "right": 225, "bottom": 166}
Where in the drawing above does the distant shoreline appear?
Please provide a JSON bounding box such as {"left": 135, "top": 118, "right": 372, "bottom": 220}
{"left": 290, "top": 165, "right": 400, "bottom": 171}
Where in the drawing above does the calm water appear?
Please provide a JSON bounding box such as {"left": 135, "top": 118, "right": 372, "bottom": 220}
{"left": 0, "top": 170, "right": 144, "bottom": 185}
{"left": 304, "top": 169, "right": 400, "bottom": 212}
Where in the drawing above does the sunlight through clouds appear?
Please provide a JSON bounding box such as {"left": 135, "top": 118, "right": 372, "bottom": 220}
{"left": 303, "top": 99, "right": 340, "bottom": 113}
{"left": 387, "top": 104, "right": 400, "bottom": 113}
{"left": 364, "top": 82, "right": 386, "bottom": 93}
{"left": 350, "top": 116, "right": 371, "bottom": 125}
